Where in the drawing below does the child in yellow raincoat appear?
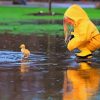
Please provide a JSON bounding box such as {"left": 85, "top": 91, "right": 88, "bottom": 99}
{"left": 63, "top": 4, "right": 100, "bottom": 58}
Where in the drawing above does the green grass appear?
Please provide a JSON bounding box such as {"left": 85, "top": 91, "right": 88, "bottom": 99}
{"left": 0, "top": 6, "right": 100, "bottom": 20}
{"left": 0, "top": 6, "right": 100, "bottom": 35}
{"left": 0, "top": 24, "right": 63, "bottom": 35}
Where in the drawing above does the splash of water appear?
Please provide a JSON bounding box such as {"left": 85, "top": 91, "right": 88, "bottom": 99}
{"left": 0, "top": 51, "right": 47, "bottom": 67}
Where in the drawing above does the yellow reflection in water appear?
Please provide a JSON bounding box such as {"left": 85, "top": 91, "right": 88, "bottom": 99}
{"left": 20, "top": 59, "right": 30, "bottom": 73}
{"left": 63, "top": 62, "right": 100, "bottom": 100}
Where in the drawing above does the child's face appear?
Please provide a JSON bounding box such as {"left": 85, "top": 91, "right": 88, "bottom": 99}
{"left": 64, "top": 17, "right": 74, "bottom": 25}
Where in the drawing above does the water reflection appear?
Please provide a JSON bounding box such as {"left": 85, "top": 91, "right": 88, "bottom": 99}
{"left": 0, "top": 34, "right": 65, "bottom": 53}
{"left": 0, "top": 34, "right": 100, "bottom": 100}
{"left": 20, "top": 59, "right": 30, "bottom": 73}
{"left": 63, "top": 62, "right": 100, "bottom": 100}
{"left": 0, "top": 63, "right": 63, "bottom": 100}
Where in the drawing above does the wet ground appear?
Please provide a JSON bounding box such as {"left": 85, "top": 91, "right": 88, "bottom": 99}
{"left": 0, "top": 34, "right": 100, "bottom": 100}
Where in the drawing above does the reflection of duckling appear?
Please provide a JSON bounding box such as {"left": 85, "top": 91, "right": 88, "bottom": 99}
{"left": 20, "top": 59, "right": 30, "bottom": 73}
{"left": 20, "top": 44, "right": 30, "bottom": 58}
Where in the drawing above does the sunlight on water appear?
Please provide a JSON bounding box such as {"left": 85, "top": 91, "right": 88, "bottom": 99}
{"left": 0, "top": 51, "right": 21, "bottom": 62}
{"left": 0, "top": 50, "right": 47, "bottom": 67}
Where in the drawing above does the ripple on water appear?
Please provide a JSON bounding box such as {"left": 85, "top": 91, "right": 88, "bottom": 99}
{"left": 0, "top": 51, "right": 47, "bottom": 67}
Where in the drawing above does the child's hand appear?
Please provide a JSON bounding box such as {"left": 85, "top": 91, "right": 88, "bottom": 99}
{"left": 65, "top": 35, "right": 74, "bottom": 44}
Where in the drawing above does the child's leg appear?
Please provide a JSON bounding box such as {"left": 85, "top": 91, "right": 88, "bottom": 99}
{"left": 76, "top": 34, "right": 100, "bottom": 58}
{"left": 86, "top": 34, "right": 100, "bottom": 51}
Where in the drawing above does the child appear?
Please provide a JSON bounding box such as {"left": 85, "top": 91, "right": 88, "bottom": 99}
{"left": 63, "top": 4, "right": 100, "bottom": 58}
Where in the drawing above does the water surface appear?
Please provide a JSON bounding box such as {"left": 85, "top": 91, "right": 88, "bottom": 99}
{"left": 0, "top": 34, "right": 100, "bottom": 100}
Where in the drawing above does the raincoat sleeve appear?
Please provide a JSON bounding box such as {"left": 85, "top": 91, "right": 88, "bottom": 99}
{"left": 67, "top": 21, "right": 88, "bottom": 51}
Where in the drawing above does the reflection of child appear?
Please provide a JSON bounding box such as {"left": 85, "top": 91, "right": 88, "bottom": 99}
{"left": 63, "top": 62, "right": 100, "bottom": 100}
{"left": 63, "top": 4, "right": 100, "bottom": 58}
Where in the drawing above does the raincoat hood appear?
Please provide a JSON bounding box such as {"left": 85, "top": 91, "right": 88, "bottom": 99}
{"left": 64, "top": 4, "right": 89, "bottom": 23}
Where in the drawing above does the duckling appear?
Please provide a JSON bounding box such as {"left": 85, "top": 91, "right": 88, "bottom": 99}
{"left": 20, "top": 44, "right": 30, "bottom": 58}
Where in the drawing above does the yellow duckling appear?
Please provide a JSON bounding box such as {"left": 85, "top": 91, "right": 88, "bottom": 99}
{"left": 20, "top": 44, "right": 30, "bottom": 58}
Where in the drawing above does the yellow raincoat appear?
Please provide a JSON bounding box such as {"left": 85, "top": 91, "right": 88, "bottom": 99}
{"left": 64, "top": 4, "right": 100, "bottom": 56}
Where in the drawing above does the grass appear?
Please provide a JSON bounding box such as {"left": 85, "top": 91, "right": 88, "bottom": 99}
{"left": 0, "top": 6, "right": 100, "bottom": 20}
{"left": 0, "top": 6, "right": 100, "bottom": 35}
{"left": 0, "top": 24, "right": 63, "bottom": 35}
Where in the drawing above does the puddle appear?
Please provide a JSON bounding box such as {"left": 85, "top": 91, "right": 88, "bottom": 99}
{"left": 0, "top": 51, "right": 21, "bottom": 63}
{"left": 0, "top": 34, "right": 100, "bottom": 100}
{"left": 0, "top": 50, "right": 47, "bottom": 67}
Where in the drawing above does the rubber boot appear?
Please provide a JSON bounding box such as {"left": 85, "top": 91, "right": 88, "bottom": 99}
{"left": 76, "top": 47, "right": 92, "bottom": 58}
